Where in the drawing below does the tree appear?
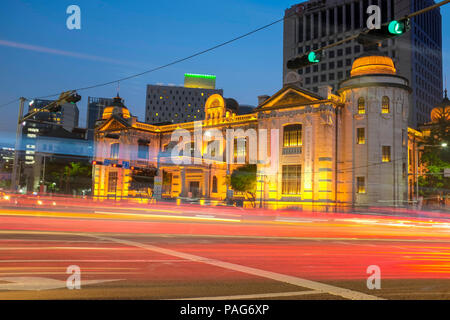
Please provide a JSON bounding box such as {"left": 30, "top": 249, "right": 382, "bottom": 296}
{"left": 229, "top": 164, "right": 257, "bottom": 208}
{"left": 419, "top": 103, "right": 450, "bottom": 199}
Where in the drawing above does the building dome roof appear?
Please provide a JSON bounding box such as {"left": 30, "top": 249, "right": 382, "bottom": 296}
{"left": 431, "top": 89, "right": 450, "bottom": 122}
{"left": 350, "top": 55, "right": 396, "bottom": 77}
{"left": 102, "top": 96, "right": 131, "bottom": 120}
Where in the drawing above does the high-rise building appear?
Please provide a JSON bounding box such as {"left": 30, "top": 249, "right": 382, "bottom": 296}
{"left": 283, "top": 0, "right": 443, "bottom": 128}
{"left": 145, "top": 74, "right": 223, "bottom": 124}
{"left": 86, "top": 97, "right": 115, "bottom": 140}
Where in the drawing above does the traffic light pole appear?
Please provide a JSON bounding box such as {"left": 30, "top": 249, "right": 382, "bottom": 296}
{"left": 11, "top": 97, "right": 26, "bottom": 192}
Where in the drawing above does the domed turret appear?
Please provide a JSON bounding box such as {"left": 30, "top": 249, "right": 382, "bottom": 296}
{"left": 431, "top": 89, "right": 450, "bottom": 122}
{"left": 350, "top": 54, "right": 396, "bottom": 77}
{"left": 102, "top": 95, "right": 131, "bottom": 120}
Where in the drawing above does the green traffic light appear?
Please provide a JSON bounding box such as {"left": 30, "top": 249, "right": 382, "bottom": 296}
{"left": 308, "top": 51, "right": 320, "bottom": 63}
{"left": 388, "top": 20, "right": 404, "bottom": 35}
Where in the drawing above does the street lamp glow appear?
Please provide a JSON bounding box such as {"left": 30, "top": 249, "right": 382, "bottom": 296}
{"left": 441, "top": 142, "right": 448, "bottom": 148}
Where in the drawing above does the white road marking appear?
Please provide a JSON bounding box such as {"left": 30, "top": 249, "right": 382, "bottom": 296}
{"left": 275, "top": 218, "right": 313, "bottom": 223}
{"left": 0, "top": 259, "right": 189, "bottom": 263}
{"left": 0, "top": 276, "right": 122, "bottom": 291}
{"left": 90, "top": 235, "right": 384, "bottom": 300}
{"left": 94, "top": 211, "right": 240, "bottom": 222}
{"left": 174, "top": 290, "right": 321, "bottom": 300}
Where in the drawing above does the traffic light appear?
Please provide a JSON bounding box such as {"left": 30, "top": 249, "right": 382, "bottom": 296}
{"left": 387, "top": 19, "right": 410, "bottom": 35}
{"left": 287, "top": 50, "right": 322, "bottom": 69}
{"left": 357, "top": 18, "right": 410, "bottom": 47}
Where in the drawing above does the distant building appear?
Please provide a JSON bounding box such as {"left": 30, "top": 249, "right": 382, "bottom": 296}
{"left": 19, "top": 99, "right": 89, "bottom": 192}
{"left": 283, "top": 0, "right": 443, "bottom": 128}
{"left": 145, "top": 74, "right": 223, "bottom": 124}
{"left": 86, "top": 97, "right": 115, "bottom": 140}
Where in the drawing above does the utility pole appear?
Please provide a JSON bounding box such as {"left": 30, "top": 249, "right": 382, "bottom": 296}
{"left": 11, "top": 97, "right": 26, "bottom": 192}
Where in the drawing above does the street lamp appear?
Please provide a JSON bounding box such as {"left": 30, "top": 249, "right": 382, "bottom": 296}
{"left": 441, "top": 142, "right": 448, "bottom": 148}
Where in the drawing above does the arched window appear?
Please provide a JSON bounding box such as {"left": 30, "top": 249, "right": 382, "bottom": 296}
{"left": 358, "top": 97, "right": 365, "bottom": 114}
{"left": 283, "top": 124, "right": 302, "bottom": 147}
{"left": 382, "top": 96, "right": 390, "bottom": 113}
{"left": 212, "top": 176, "right": 218, "bottom": 193}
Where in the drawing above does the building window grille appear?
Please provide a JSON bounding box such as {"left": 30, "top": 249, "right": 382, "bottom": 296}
{"left": 356, "top": 177, "right": 366, "bottom": 194}
{"left": 282, "top": 165, "right": 302, "bottom": 195}
{"left": 108, "top": 172, "right": 118, "bottom": 193}
{"left": 283, "top": 124, "right": 302, "bottom": 147}
{"left": 358, "top": 97, "right": 366, "bottom": 114}
{"left": 357, "top": 128, "right": 365, "bottom": 144}
{"left": 382, "top": 96, "right": 390, "bottom": 113}
{"left": 110, "top": 143, "right": 119, "bottom": 159}
{"left": 382, "top": 146, "right": 391, "bottom": 162}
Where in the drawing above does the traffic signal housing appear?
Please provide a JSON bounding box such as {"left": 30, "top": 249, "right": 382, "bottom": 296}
{"left": 287, "top": 50, "right": 322, "bottom": 69}
{"left": 357, "top": 18, "right": 410, "bottom": 47}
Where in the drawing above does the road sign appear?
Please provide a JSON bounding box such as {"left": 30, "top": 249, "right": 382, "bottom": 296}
{"left": 444, "top": 168, "right": 450, "bottom": 178}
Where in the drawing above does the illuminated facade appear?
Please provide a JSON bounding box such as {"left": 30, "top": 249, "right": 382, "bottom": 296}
{"left": 94, "top": 54, "right": 419, "bottom": 209}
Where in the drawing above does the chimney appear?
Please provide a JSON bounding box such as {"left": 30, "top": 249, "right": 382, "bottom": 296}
{"left": 258, "top": 95, "right": 270, "bottom": 106}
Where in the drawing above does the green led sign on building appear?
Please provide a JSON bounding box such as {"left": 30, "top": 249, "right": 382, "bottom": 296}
{"left": 184, "top": 73, "right": 216, "bottom": 89}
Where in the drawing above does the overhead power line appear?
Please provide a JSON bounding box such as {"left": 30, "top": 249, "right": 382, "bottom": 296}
{"left": 34, "top": 12, "right": 297, "bottom": 100}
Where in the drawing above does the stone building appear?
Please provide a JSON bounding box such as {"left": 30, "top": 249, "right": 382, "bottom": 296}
{"left": 93, "top": 53, "right": 418, "bottom": 209}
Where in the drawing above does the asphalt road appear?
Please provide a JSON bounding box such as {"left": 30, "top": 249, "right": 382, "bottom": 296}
{"left": 0, "top": 203, "right": 449, "bottom": 300}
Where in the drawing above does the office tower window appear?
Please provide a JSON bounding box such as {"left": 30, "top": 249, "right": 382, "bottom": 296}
{"left": 337, "top": 49, "right": 343, "bottom": 56}
{"left": 337, "top": 6, "right": 343, "bottom": 33}
{"left": 313, "top": 65, "right": 318, "bottom": 72}
{"left": 321, "top": 63, "right": 327, "bottom": 71}
{"left": 329, "top": 50, "right": 335, "bottom": 58}
{"left": 338, "top": 71, "right": 343, "bottom": 79}
{"left": 357, "top": 128, "right": 365, "bottom": 144}
{"left": 321, "top": 12, "right": 327, "bottom": 37}
{"left": 306, "top": 66, "right": 311, "bottom": 74}
{"left": 329, "top": 61, "right": 335, "bottom": 69}
{"left": 306, "top": 14, "right": 311, "bottom": 41}
{"left": 306, "top": 78, "right": 311, "bottom": 84}
{"left": 356, "top": 177, "right": 366, "bottom": 194}
{"left": 346, "top": 58, "right": 352, "bottom": 66}
{"left": 382, "top": 96, "right": 390, "bottom": 113}
{"left": 108, "top": 172, "right": 118, "bottom": 193}
{"left": 283, "top": 124, "right": 302, "bottom": 147}
{"left": 345, "top": 4, "right": 351, "bottom": 30}
{"left": 358, "top": 97, "right": 366, "bottom": 114}
{"left": 313, "top": 12, "right": 319, "bottom": 38}
{"left": 298, "top": 17, "right": 304, "bottom": 42}
{"left": 329, "top": 8, "right": 335, "bottom": 35}
{"left": 329, "top": 73, "right": 335, "bottom": 80}
{"left": 382, "top": 146, "right": 391, "bottom": 162}
{"left": 345, "top": 47, "right": 352, "bottom": 55}
{"left": 313, "top": 76, "right": 318, "bottom": 82}
{"left": 282, "top": 165, "right": 302, "bottom": 195}
{"left": 354, "top": 45, "right": 361, "bottom": 53}
{"left": 321, "top": 74, "right": 327, "bottom": 82}
{"left": 110, "top": 143, "right": 119, "bottom": 159}
{"left": 337, "top": 60, "right": 343, "bottom": 68}
{"left": 354, "top": 1, "right": 361, "bottom": 28}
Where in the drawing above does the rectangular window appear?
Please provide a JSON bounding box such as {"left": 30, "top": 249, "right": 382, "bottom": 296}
{"left": 356, "top": 177, "right": 365, "bottom": 194}
{"left": 110, "top": 143, "right": 119, "bottom": 159}
{"left": 283, "top": 124, "right": 302, "bottom": 147}
{"left": 138, "top": 143, "right": 149, "bottom": 159}
{"left": 357, "top": 128, "right": 365, "bottom": 144}
{"left": 382, "top": 146, "right": 391, "bottom": 162}
{"left": 108, "top": 172, "right": 118, "bottom": 193}
{"left": 282, "top": 165, "right": 302, "bottom": 195}
{"left": 233, "top": 138, "right": 246, "bottom": 163}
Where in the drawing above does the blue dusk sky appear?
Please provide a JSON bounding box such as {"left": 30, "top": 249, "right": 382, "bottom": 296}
{"left": 1, "top": 0, "right": 449, "bottom": 143}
